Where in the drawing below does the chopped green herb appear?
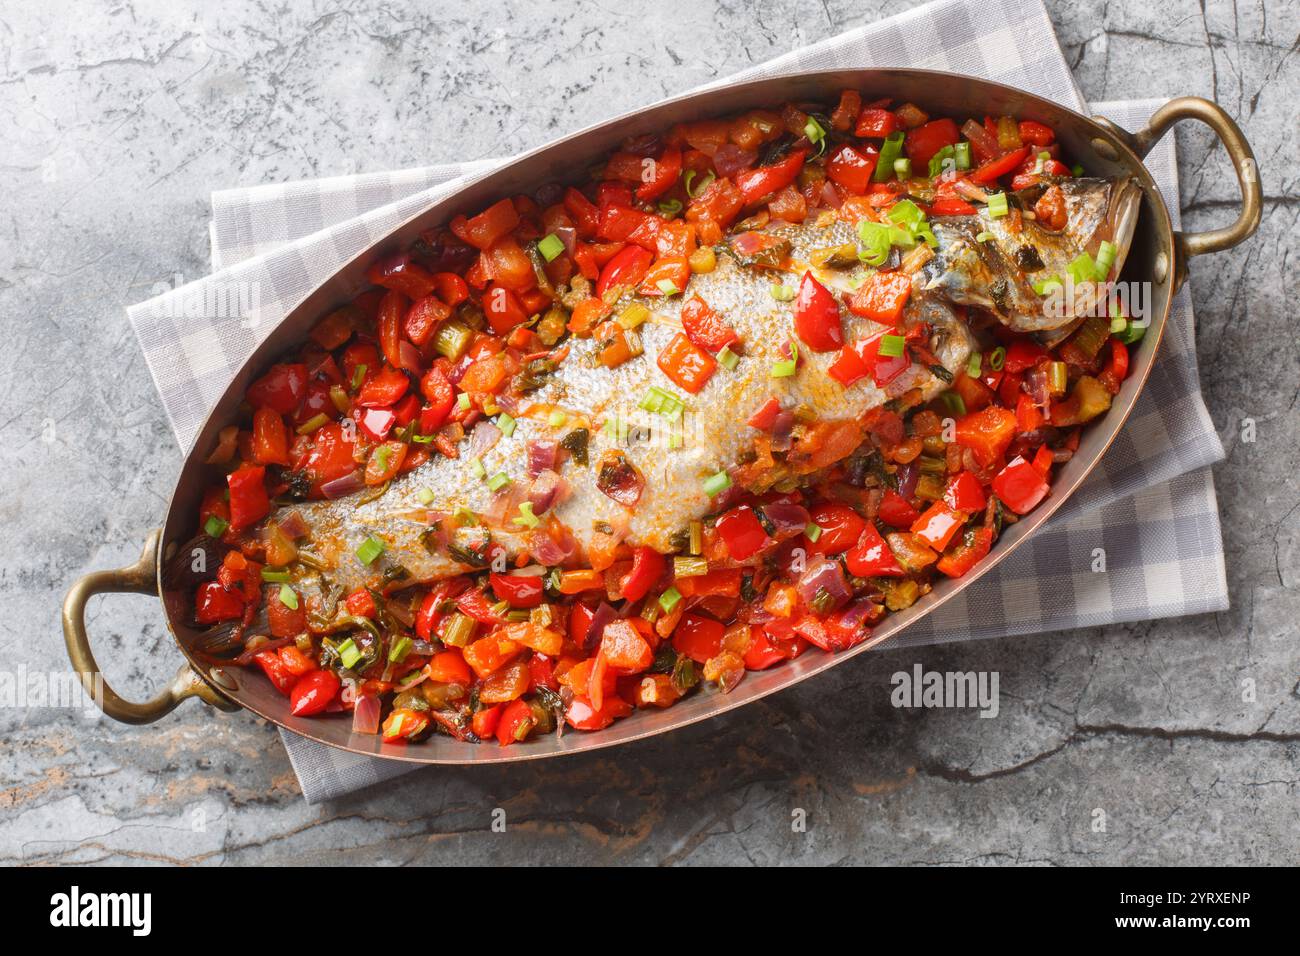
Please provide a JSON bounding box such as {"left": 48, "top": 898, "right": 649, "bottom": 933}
{"left": 469, "top": 457, "right": 486, "bottom": 480}
{"left": 940, "top": 391, "right": 967, "bottom": 416}
{"left": 457, "top": 392, "right": 471, "bottom": 411}
{"left": 261, "top": 568, "right": 291, "bottom": 583}
{"left": 496, "top": 412, "right": 516, "bottom": 437}
{"left": 537, "top": 233, "right": 565, "bottom": 262}
{"left": 656, "top": 278, "right": 680, "bottom": 296}
{"left": 548, "top": 409, "right": 568, "bottom": 428}
{"left": 487, "top": 472, "right": 511, "bottom": 492}
{"left": 388, "top": 636, "right": 413, "bottom": 664}
{"left": 659, "top": 587, "right": 682, "bottom": 613}
{"left": 893, "top": 157, "right": 912, "bottom": 180}
{"left": 988, "top": 346, "right": 1007, "bottom": 371}
{"left": 804, "top": 523, "right": 823, "bottom": 543}
{"left": 350, "top": 363, "right": 367, "bottom": 391}
{"left": 770, "top": 283, "right": 796, "bottom": 301}
{"left": 877, "top": 334, "right": 906, "bottom": 359}
{"left": 512, "top": 502, "right": 540, "bottom": 529}
{"left": 954, "top": 141, "right": 971, "bottom": 170}
{"left": 417, "top": 487, "right": 436, "bottom": 505}
{"left": 717, "top": 345, "right": 739, "bottom": 370}
{"left": 204, "top": 515, "right": 229, "bottom": 538}
{"left": 986, "top": 192, "right": 1008, "bottom": 218}
{"left": 355, "top": 536, "right": 385, "bottom": 565}
{"left": 874, "top": 132, "right": 905, "bottom": 182}
{"left": 337, "top": 638, "right": 362, "bottom": 670}
{"left": 702, "top": 470, "right": 731, "bottom": 497}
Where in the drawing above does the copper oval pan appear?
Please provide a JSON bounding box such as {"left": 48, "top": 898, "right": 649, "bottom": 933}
{"left": 65, "top": 69, "right": 1261, "bottom": 763}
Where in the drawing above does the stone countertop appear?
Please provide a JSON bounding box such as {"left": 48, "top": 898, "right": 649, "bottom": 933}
{"left": 2, "top": 0, "right": 1296, "bottom": 865}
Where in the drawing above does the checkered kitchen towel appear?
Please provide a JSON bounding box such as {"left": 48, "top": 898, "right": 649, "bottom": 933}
{"left": 127, "top": 0, "right": 1228, "bottom": 802}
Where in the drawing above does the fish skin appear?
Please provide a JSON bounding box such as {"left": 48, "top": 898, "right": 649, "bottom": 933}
{"left": 921, "top": 176, "right": 1142, "bottom": 333}
{"left": 270, "top": 217, "right": 974, "bottom": 604}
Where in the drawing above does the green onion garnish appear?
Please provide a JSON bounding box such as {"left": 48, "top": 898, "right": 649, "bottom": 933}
{"left": 512, "top": 502, "right": 540, "bottom": 529}
{"left": 893, "top": 157, "right": 912, "bottom": 180}
{"left": 986, "top": 192, "right": 1008, "bottom": 218}
{"left": 337, "top": 638, "right": 362, "bottom": 670}
{"left": 988, "top": 346, "right": 1006, "bottom": 371}
{"left": 278, "top": 584, "right": 299, "bottom": 610}
{"left": 940, "top": 391, "right": 967, "bottom": 416}
{"left": 548, "top": 409, "right": 568, "bottom": 427}
{"left": 804, "top": 523, "right": 823, "bottom": 543}
{"left": 296, "top": 413, "right": 330, "bottom": 435}
{"left": 457, "top": 392, "right": 471, "bottom": 411}
{"left": 356, "top": 536, "right": 385, "bottom": 565}
{"left": 487, "top": 472, "right": 511, "bottom": 492}
{"left": 658, "top": 198, "right": 683, "bottom": 217}
{"left": 877, "top": 334, "right": 906, "bottom": 359}
{"left": 701, "top": 470, "right": 731, "bottom": 497}
{"left": 685, "top": 170, "right": 714, "bottom": 198}
{"left": 954, "top": 142, "right": 971, "bottom": 170}
{"left": 673, "top": 555, "right": 709, "bottom": 577}
{"left": 659, "top": 587, "right": 682, "bottom": 613}
{"left": 261, "top": 568, "right": 291, "bottom": 583}
{"left": 1095, "top": 240, "right": 1117, "bottom": 279}
{"left": 417, "top": 487, "right": 435, "bottom": 505}
{"left": 469, "top": 457, "right": 486, "bottom": 480}
{"left": 1067, "top": 252, "right": 1098, "bottom": 286}
{"left": 770, "top": 283, "right": 796, "bottom": 301}
{"left": 1115, "top": 319, "right": 1147, "bottom": 345}
{"left": 717, "top": 345, "right": 739, "bottom": 370}
{"left": 1033, "top": 276, "right": 1063, "bottom": 296}
{"left": 1071, "top": 163, "right": 1084, "bottom": 177}
{"left": 350, "top": 363, "right": 367, "bottom": 390}
{"left": 537, "top": 233, "right": 565, "bottom": 262}
{"left": 496, "top": 413, "right": 516, "bottom": 437}
{"left": 1110, "top": 314, "right": 1128, "bottom": 334}
{"left": 927, "top": 145, "right": 955, "bottom": 178}
{"left": 372, "top": 445, "right": 391, "bottom": 474}
{"left": 770, "top": 359, "right": 797, "bottom": 378}
{"left": 803, "top": 116, "right": 826, "bottom": 146}
{"left": 617, "top": 303, "right": 649, "bottom": 329}
{"left": 874, "top": 132, "right": 904, "bottom": 182}
{"left": 388, "top": 636, "right": 413, "bottom": 664}
{"left": 204, "top": 515, "right": 228, "bottom": 538}
{"left": 639, "top": 386, "right": 685, "bottom": 421}
{"left": 967, "top": 353, "right": 982, "bottom": 378}
{"left": 975, "top": 231, "right": 996, "bottom": 243}
{"left": 656, "top": 278, "right": 680, "bottom": 296}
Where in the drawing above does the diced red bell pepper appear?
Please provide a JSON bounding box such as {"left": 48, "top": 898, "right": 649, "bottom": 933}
{"left": 929, "top": 196, "right": 979, "bottom": 216}
{"left": 848, "top": 271, "right": 913, "bottom": 325}
{"left": 970, "top": 146, "right": 1031, "bottom": 185}
{"left": 364, "top": 440, "right": 407, "bottom": 486}
{"left": 227, "top": 464, "right": 269, "bottom": 532}
{"left": 807, "top": 502, "right": 864, "bottom": 555}
{"left": 943, "top": 471, "right": 987, "bottom": 513}
{"left": 418, "top": 366, "right": 455, "bottom": 432}
{"left": 490, "top": 571, "right": 545, "bottom": 608}
{"left": 367, "top": 252, "right": 437, "bottom": 300}
{"left": 992, "top": 455, "right": 1051, "bottom": 514}
{"left": 845, "top": 522, "right": 905, "bottom": 578}
{"left": 826, "top": 143, "right": 880, "bottom": 195}
{"left": 657, "top": 332, "right": 717, "bottom": 394}
{"left": 376, "top": 290, "right": 406, "bottom": 369}
{"left": 595, "top": 244, "right": 654, "bottom": 299}
{"left": 855, "top": 107, "right": 898, "bottom": 139}
{"left": 792, "top": 271, "right": 844, "bottom": 352}
{"left": 267, "top": 587, "right": 306, "bottom": 637}
{"left": 636, "top": 146, "right": 682, "bottom": 201}
{"left": 483, "top": 283, "right": 528, "bottom": 334}
{"left": 910, "top": 501, "right": 967, "bottom": 551}
{"left": 289, "top": 669, "right": 340, "bottom": 717}
{"left": 618, "top": 546, "right": 666, "bottom": 602}
{"left": 844, "top": 329, "right": 910, "bottom": 387}
{"left": 936, "top": 525, "right": 995, "bottom": 578}
{"left": 425, "top": 649, "right": 472, "bottom": 687}
{"left": 601, "top": 619, "right": 654, "bottom": 673}
{"left": 747, "top": 396, "right": 782, "bottom": 430}
{"left": 496, "top": 698, "right": 535, "bottom": 746}
{"left": 905, "top": 118, "right": 960, "bottom": 165}
{"left": 450, "top": 198, "right": 520, "bottom": 250}
{"left": 1031, "top": 443, "right": 1055, "bottom": 477}
{"left": 715, "top": 505, "right": 769, "bottom": 561}
{"left": 302, "top": 421, "right": 359, "bottom": 496}
{"left": 734, "top": 149, "right": 806, "bottom": 205}
{"left": 954, "top": 405, "right": 1018, "bottom": 467}
{"left": 246, "top": 363, "right": 307, "bottom": 415}
{"left": 1098, "top": 338, "right": 1130, "bottom": 394}
{"left": 250, "top": 407, "right": 290, "bottom": 466}
{"left": 564, "top": 693, "right": 632, "bottom": 731}
{"left": 672, "top": 614, "right": 725, "bottom": 664}
{"left": 1017, "top": 120, "right": 1056, "bottom": 147}
{"left": 344, "top": 588, "right": 377, "bottom": 618}
{"left": 253, "top": 649, "right": 296, "bottom": 695}
{"left": 357, "top": 406, "right": 397, "bottom": 442}
{"left": 456, "top": 587, "right": 508, "bottom": 625}
{"left": 195, "top": 581, "right": 247, "bottom": 624}
{"left": 674, "top": 567, "right": 742, "bottom": 598}
{"left": 1003, "top": 338, "right": 1049, "bottom": 374}
{"left": 680, "top": 295, "right": 739, "bottom": 352}
{"left": 638, "top": 256, "right": 691, "bottom": 297}
{"left": 877, "top": 489, "right": 920, "bottom": 528}
{"left": 355, "top": 364, "right": 410, "bottom": 408}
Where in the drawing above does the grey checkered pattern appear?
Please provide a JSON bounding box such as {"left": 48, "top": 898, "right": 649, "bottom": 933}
{"left": 125, "top": 0, "right": 1228, "bottom": 802}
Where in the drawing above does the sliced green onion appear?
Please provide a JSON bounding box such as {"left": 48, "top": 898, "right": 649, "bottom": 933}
{"left": 204, "top": 515, "right": 229, "bottom": 538}
{"left": 804, "top": 523, "right": 823, "bottom": 543}
{"left": 433, "top": 320, "right": 473, "bottom": 361}
{"left": 967, "top": 352, "right": 982, "bottom": 378}
{"left": 1095, "top": 240, "right": 1117, "bottom": 279}
{"left": 548, "top": 409, "right": 568, "bottom": 427}
{"left": 1116, "top": 319, "right": 1147, "bottom": 345}
{"left": 656, "top": 278, "right": 680, "bottom": 296}
{"left": 717, "top": 345, "right": 739, "bottom": 370}
{"left": 770, "top": 359, "right": 798, "bottom": 378}
{"left": 877, "top": 334, "right": 906, "bottom": 359}
{"left": 512, "top": 502, "right": 540, "bottom": 529}
{"left": 893, "top": 157, "right": 912, "bottom": 180}
{"left": 337, "top": 638, "right": 362, "bottom": 670}
{"left": 1110, "top": 314, "right": 1128, "bottom": 335}
{"left": 496, "top": 412, "right": 516, "bottom": 437}
{"left": 372, "top": 445, "right": 391, "bottom": 474}
{"left": 927, "top": 145, "right": 955, "bottom": 178}
{"left": 940, "top": 391, "right": 967, "bottom": 416}
{"left": 685, "top": 169, "right": 715, "bottom": 198}
{"left": 874, "top": 132, "right": 904, "bottom": 182}
{"left": 1071, "top": 163, "right": 1084, "bottom": 177}
{"left": 410, "top": 431, "right": 434, "bottom": 444}
{"left": 701, "top": 470, "right": 731, "bottom": 497}
{"left": 988, "top": 346, "right": 1006, "bottom": 371}
{"left": 261, "top": 568, "right": 291, "bottom": 583}
{"left": 1033, "top": 276, "right": 1063, "bottom": 296}
{"left": 803, "top": 116, "right": 826, "bottom": 146}
{"left": 355, "top": 535, "right": 385, "bottom": 565}
{"left": 1048, "top": 361, "right": 1069, "bottom": 395}
{"left": 673, "top": 555, "right": 709, "bottom": 578}
{"left": 658, "top": 198, "right": 683, "bottom": 217}
{"left": 296, "top": 413, "right": 330, "bottom": 435}
{"left": 658, "top": 587, "right": 683, "bottom": 613}
{"left": 770, "top": 283, "right": 796, "bottom": 301}
{"left": 688, "top": 520, "right": 703, "bottom": 556}
{"left": 617, "top": 302, "right": 649, "bottom": 329}
{"left": 350, "top": 363, "right": 367, "bottom": 391}
{"left": 487, "top": 472, "right": 511, "bottom": 492}
{"left": 1066, "top": 252, "right": 1099, "bottom": 286}
{"left": 537, "top": 233, "right": 565, "bottom": 262}
{"left": 469, "top": 457, "right": 486, "bottom": 480}
{"left": 986, "top": 192, "right": 1008, "bottom": 218}
{"left": 639, "top": 385, "right": 685, "bottom": 421}
{"left": 954, "top": 142, "right": 971, "bottom": 170}
{"left": 387, "top": 636, "right": 413, "bottom": 663}
{"left": 975, "top": 231, "right": 996, "bottom": 243}
{"left": 417, "top": 487, "right": 436, "bottom": 505}
{"left": 457, "top": 392, "right": 471, "bottom": 411}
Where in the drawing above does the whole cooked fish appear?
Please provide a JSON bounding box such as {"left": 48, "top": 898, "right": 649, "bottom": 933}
{"left": 254, "top": 177, "right": 1136, "bottom": 611}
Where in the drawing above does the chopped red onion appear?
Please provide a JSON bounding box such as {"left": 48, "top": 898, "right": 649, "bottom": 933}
{"left": 581, "top": 602, "right": 619, "bottom": 653}
{"left": 467, "top": 420, "right": 502, "bottom": 459}
{"left": 796, "top": 557, "right": 851, "bottom": 610}
{"left": 529, "top": 529, "right": 574, "bottom": 566}
{"left": 527, "top": 468, "right": 569, "bottom": 515}
{"left": 770, "top": 410, "right": 795, "bottom": 451}
{"left": 821, "top": 180, "right": 843, "bottom": 209}
{"left": 553, "top": 224, "right": 577, "bottom": 256}
{"left": 398, "top": 339, "right": 422, "bottom": 373}
{"left": 713, "top": 143, "right": 758, "bottom": 178}
{"left": 276, "top": 510, "right": 309, "bottom": 540}
{"left": 526, "top": 439, "right": 559, "bottom": 478}
{"left": 320, "top": 469, "right": 364, "bottom": 499}
{"left": 760, "top": 500, "right": 810, "bottom": 536}
{"left": 895, "top": 461, "right": 919, "bottom": 501}
{"left": 352, "top": 694, "right": 381, "bottom": 735}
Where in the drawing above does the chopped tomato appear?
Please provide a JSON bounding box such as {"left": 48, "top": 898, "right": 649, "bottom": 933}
{"left": 845, "top": 523, "right": 905, "bottom": 577}
{"left": 601, "top": 619, "right": 653, "bottom": 673}
{"left": 451, "top": 198, "right": 519, "bottom": 250}
{"left": 954, "top": 406, "right": 1018, "bottom": 467}
{"left": 904, "top": 118, "right": 960, "bottom": 165}
{"left": 910, "top": 501, "right": 967, "bottom": 551}
{"left": 427, "top": 650, "right": 473, "bottom": 687}
{"left": 250, "top": 407, "right": 290, "bottom": 466}
{"left": 227, "top": 464, "right": 269, "bottom": 532}
{"left": 792, "top": 272, "right": 844, "bottom": 352}
{"left": 992, "top": 455, "right": 1050, "bottom": 514}
{"left": 715, "top": 505, "right": 769, "bottom": 561}
{"left": 808, "top": 502, "right": 864, "bottom": 555}
{"left": 672, "top": 614, "right": 725, "bottom": 664}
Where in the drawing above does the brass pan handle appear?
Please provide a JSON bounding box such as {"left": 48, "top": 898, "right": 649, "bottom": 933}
{"left": 62, "top": 528, "right": 237, "bottom": 724}
{"left": 1097, "top": 96, "right": 1261, "bottom": 285}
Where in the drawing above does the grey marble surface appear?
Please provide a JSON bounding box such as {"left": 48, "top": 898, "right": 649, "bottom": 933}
{"left": 2, "top": 0, "right": 1296, "bottom": 865}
